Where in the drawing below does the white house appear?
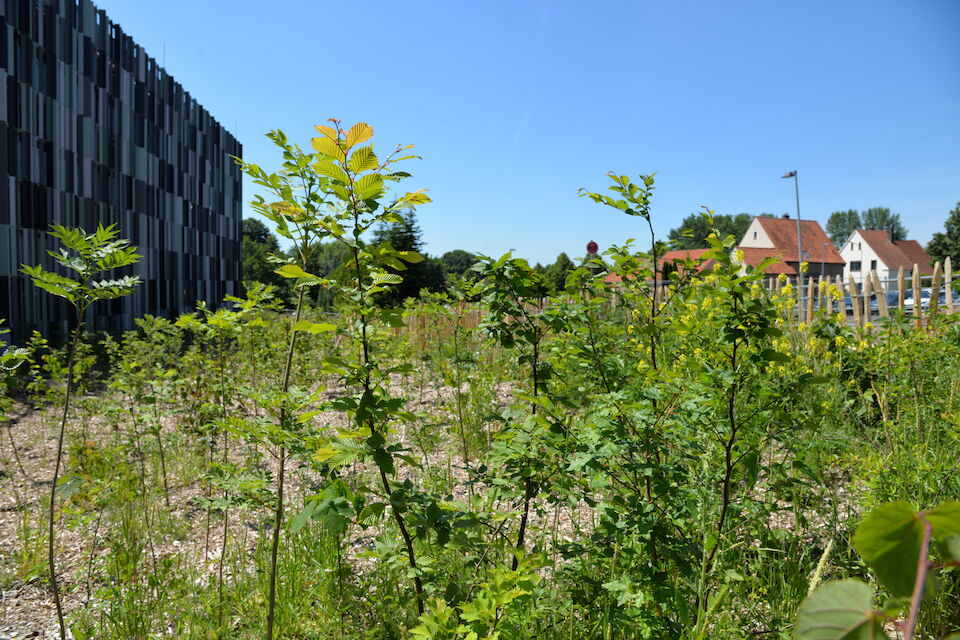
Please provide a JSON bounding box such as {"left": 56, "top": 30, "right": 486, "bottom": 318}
{"left": 839, "top": 229, "right": 933, "bottom": 289}
{"left": 734, "top": 215, "right": 844, "bottom": 279}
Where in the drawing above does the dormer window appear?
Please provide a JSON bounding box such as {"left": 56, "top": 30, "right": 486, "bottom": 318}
{"left": 753, "top": 231, "right": 757, "bottom": 240}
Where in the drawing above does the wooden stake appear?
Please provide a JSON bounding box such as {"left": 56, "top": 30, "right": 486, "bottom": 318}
{"left": 849, "top": 275, "right": 861, "bottom": 328}
{"left": 806, "top": 278, "right": 815, "bottom": 325}
{"left": 872, "top": 271, "right": 888, "bottom": 318}
{"left": 913, "top": 265, "right": 922, "bottom": 329}
{"left": 898, "top": 266, "right": 906, "bottom": 312}
{"left": 862, "top": 273, "right": 872, "bottom": 326}
{"left": 930, "top": 261, "right": 942, "bottom": 316}
{"left": 946, "top": 257, "right": 953, "bottom": 313}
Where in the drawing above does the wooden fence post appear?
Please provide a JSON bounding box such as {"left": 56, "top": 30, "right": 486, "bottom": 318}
{"left": 806, "top": 278, "right": 815, "bottom": 324}
{"left": 872, "top": 271, "right": 888, "bottom": 319}
{"left": 913, "top": 266, "right": 922, "bottom": 329}
{"left": 897, "top": 266, "right": 905, "bottom": 312}
{"left": 849, "top": 275, "right": 861, "bottom": 328}
{"left": 946, "top": 257, "right": 954, "bottom": 313}
{"left": 863, "top": 272, "right": 873, "bottom": 326}
{"left": 930, "top": 261, "right": 942, "bottom": 316}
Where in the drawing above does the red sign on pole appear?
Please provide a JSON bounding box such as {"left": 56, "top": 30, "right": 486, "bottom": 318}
{"left": 586, "top": 240, "right": 598, "bottom": 255}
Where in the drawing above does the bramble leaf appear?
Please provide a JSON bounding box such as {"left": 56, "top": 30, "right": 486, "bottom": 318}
{"left": 852, "top": 502, "right": 923, "bottom": 599}
{"left": 794, "top": 580, "right": 888, "bottom": 640}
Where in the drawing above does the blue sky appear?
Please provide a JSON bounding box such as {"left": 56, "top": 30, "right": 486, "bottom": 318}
{"left": 95, "top": 0, "right": 960, "bottom": 265}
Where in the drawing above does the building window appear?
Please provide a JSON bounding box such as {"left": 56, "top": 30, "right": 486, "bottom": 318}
{"left": 870, "top": 260, "right": 877, "bottom": 270}
{"left": 850, "top": 261, "right": 862, "bottom": 272}
{"left": 753, "top": 231, "right": 757, "bottom": 239}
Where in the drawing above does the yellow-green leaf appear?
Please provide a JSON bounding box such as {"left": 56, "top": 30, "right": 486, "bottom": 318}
{"left": 398, "top": 190, "right": 432, "bottom": 206}
{"left": 314, "top": 124, "right": 337, "bottom": 139}
{"left": 313, "top": 158, "right": 350, "bottom": 184}
{"left": 348, "top": 146, "right": 379, "bottom": 174}
{"left": 275, "top": 264, "right": 315, "bottom": 279}
{"left": 291, "top": 319, "right": 337, "bottom": 334}
{"left": 311, "top": 136, "right": 345, "bottom": 161}
{"left": 314, "top": 447, "right": 336, "bottom": 463}
{"left": 397, "top": 250, "right": 424, "bottom": 264}
{"left": 356, "top": 174, "right": 384, "bottom": 200}
{"left": 345, "top": 122, "right": 373, "bottom": 148}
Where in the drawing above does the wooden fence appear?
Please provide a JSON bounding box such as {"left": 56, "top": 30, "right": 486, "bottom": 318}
{"left": 764, "top": 257, "right": 955, "bottom": 328}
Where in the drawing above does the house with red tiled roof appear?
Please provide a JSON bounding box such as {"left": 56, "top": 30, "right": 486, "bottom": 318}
{"left": 734, "top": 216, "right": 844, "bottom": 279}
{"left": 839, "top": 229, "right": 934, "bottom": 288}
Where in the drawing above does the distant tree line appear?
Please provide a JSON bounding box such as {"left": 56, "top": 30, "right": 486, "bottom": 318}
{"left": 241, "top": 213, "right": 580, "bottom": 307}
{"left": 825, "top": 207, "right": 908, "bottom": 247}
{"left": 244, "top": 200, "right": 960, "bottom": 305}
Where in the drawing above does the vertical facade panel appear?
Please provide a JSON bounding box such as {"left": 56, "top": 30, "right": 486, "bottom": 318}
{"left": 3, "top": 0, "right": 241, "bottom": 341}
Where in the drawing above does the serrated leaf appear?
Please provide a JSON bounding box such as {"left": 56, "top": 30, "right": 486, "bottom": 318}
{"left": 275, "top": 264, "right": 315, "bottom": 279}
{"left": 761, "top": 349, "right": 791, "bottom": 363}
{"left": 925, "top": 501, "right": 960, "bottom": 540}
{"left": 313, "top": 158, "right": 350, "bottom": 184}
{"left": 945, "top": 535, "right": 960, "bottom": 563}
{"left": 291, "top": 320, "right": 337, "bottom": 334}
{"left": 290, "top": 501, "right": 317, "bottom": 533}
{"left": 794, "top": 580, "right": 889, "bottom": 640}
{"left": 398, "top": 189, "right": 431, "bottom": 206}
{"left": 345, "top": 122, "right": 373, "bottom": 148}
{"left": 355, "top": 174, "right": 384, "bottom": 200}
{"left": 372, "top": 273, "right": 403, "bottom": 286}
{"left": 852, "top": 502, "right": 923, "bottom": 599}
{"left": 396, "top": 250, "right": 424, "bottom": 264}
{"left": 314, "top": 124, "right": 337, "bottom": 139}
{"left": 311, "top": 136, "right": 345, "bottom": 161}
{"left": 348, "top": 146, "right": 379, "bottom": 173}
{"left": 359, "top": 502, "right": 386, "bottom": 524}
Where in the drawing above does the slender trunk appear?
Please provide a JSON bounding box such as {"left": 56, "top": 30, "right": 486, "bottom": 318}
{"left": 265, "top": 286, "right": 305, "bottom": 640}
{"left": 152, "top": 399, "right": 171, "bottom": 508}
{"left": 513, "top": 338, "right": 540, "bottom": 571}
{"left": 453, "top": 321, "right": 470, "bottom": 468}
{"left": 704, "top": 338, "right": 739, "bottom": 575}
{"left": 351, "top": 244, "right": 424, "bottom": 614}
{"left": 48, "top": 322, "right": 79, "bottom": 640}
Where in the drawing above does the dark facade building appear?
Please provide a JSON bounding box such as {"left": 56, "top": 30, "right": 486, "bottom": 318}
{"left": 0, "top": 0, "right": 241, "bottom": 341}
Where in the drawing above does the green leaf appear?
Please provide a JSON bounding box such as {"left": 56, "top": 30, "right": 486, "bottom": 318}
{"left": 290, "top": 501, "right": 317, "bottom": 533}
{"left": 372, "top": 273, "right": 403, "bottom": 286}
{"left": 355, "top": 174, "right": 384, "bottom": 200}
{"left": 396, "top": 250, "right": 424, "bottom": 264}
{"left": 359, "top": 502, "right": 386, "bottom": 524}
{"left": 311, "top": 135, "right": 345, "bottom": 161}
{"left": 852, "top": 502, "right": 923, "bottom": 599}
{"left": 275, "top": 264, "right": 315, "bottom": 279}
{"left": 924, "top": 501, "right": 960, "bottom": 540}
{"left": 761, "top": 349, "right": 791, "bottom": 363}
{"left": 945, "top": 535, "right": 960, "bottom": 563}
{"left": 312, "top": 158, "right": 350, "bottom": 184}
{"left": 291, "top": 320, "right": 337, "bottom": 334}
{"left": 794, "top": 580, "right": 889, "bottom": 640}
{"left": 397, "top": 189, "right": 431, "bottom": 207}
{"left": 345, "top": 122, "right": 373, "bottom": 148}
{"left": 348, "top": 146, "right": 378, "bottom": 173}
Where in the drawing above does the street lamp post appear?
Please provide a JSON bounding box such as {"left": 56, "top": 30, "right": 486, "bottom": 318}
{"left": 782, "top": 170, "right": 802, "bottom": 313}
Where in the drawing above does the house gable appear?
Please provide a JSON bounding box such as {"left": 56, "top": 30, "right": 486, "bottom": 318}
{"left": 737, "top": 218, "right": 774, "bottom": 248}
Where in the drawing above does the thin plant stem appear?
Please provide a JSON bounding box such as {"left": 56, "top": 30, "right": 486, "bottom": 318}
{"left": 265, "top": 285, "right": 305, "bottom": 640}
{"left": 48, "top": 320, "right": 80, "bottom": 640}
